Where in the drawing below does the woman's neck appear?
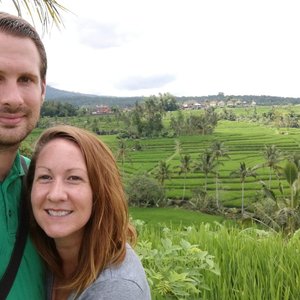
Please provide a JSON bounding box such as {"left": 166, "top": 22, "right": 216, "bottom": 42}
{"left": 55, "top": 238, "right": 81, "bottom": 278}
{"left": 52, "top": 251, "right": 77, "bottom": 300}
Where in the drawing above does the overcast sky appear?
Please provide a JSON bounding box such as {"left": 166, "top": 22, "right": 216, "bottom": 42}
{"left": 2, "top": 0, "right": 300, "bottom": 98}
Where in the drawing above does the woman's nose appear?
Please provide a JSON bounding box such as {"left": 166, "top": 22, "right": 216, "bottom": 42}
{"left": 46, "top": 181, "right": 67, "bottom": 202}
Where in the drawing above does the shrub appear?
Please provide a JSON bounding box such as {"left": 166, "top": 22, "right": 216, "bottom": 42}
{"left": 125, "top": 174, "right": 165, "bottom": 207}
{"left": 190, "top": 188, "right": 220, "bottom": 213}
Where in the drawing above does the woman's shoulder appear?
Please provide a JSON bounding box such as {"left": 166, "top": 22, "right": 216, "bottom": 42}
{"left": 77, "top": 244, "right": 151, "bottom": 300}
{"left": 99, "top": 243, "right": 147, "bottom": 283}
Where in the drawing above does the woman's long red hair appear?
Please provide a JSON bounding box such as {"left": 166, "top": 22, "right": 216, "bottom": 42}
{"left": 26, "top": 125, "right": 136, "bottom": 295}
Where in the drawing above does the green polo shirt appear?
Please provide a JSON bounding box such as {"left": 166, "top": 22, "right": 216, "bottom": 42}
{"left": 0, "top": 152, "right": 45, "bottom": 299}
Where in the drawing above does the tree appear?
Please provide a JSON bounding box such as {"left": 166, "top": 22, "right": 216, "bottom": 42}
{"left": 154, "top": 160, "right": 171, "bottom": 186}
{"left": 129, "top": 98, "right": 164, "bottom": 137}
{"left": 255, "top": 145, "right": 283, "bottom": 188}
{"left": 230, "top": 162, "right": 257, "bottom": 215}
{"left": 158, "top": 92, "right": 179, "bottom": 111}
{"left": 283, "top": 161, "right": 299, "bottom": 209}
{"left": 288, "top": 153, "right": 300, "bottom": 174}
{"left": 5, "top": 0, "right": 68, "bottom": 31}
{"left": 170, "top": 110, "right": 185, "bottom": 136}
{"left": 115, "top": 139, "right": 131, "bottom": 176}
{"left": 211, "top": 140, "right": 230, "bottom": 208}
{"left": 178, "top": 154, "right": 192, "bottom": 200}
{"left": 194, "top": 149, "right": 217, "bottom": 192}
{"left": 186, "top": 108, "right": 218, "bottom": 135}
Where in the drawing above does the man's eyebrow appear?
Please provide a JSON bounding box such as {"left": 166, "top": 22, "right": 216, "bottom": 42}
{"left": 0, "top": 70, "right": 39, "bottom": 79}
{"left": 20, "top": 72, "right": 39, "bottom": 79}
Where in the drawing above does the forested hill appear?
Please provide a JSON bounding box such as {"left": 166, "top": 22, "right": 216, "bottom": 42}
{"left": 45, "top": 86, "right": 142, "bottom": 107}
{"left": 45, "top": 86, "right": 300, "bottom": 107}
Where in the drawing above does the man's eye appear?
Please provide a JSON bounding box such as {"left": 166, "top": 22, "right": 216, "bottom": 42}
{"left": 18, "top": 76, "right": 32, "bottom": 83}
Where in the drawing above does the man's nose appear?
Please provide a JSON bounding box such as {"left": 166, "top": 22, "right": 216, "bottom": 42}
{"left": 0, "top": 81, "right": 24, "bottom": 108}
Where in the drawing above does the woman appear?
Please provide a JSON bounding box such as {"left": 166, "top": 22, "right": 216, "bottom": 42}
{"left": 26, "top": 125, "right": 151, "bottom": 300}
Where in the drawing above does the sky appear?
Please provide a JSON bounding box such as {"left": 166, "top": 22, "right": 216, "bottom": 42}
{"left": 2, "top": 0, "right": 300, "bottom": 98}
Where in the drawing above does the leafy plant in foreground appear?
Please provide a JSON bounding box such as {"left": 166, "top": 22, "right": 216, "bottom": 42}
{"left": 136, "top": 226, "right": 220, "bottom": 299}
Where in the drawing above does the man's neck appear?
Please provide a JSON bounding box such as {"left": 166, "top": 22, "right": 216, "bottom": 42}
{"left": 0, "top": 146, "right": 18, "bottom": 181}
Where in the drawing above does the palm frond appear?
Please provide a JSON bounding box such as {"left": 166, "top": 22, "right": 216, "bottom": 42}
{"left": 5, "top": 0, "right": 70, "bottom": 32}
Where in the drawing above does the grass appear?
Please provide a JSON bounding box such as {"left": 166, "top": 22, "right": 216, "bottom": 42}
{"left": 129, "top": 207, "right": 230, "bottom": 227}
{"left": 137, "top": 222, "right": 300, "bottom": 299}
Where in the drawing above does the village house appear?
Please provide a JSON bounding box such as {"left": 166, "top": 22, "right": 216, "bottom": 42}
{"left": 91, "top": 105, "right": 112, "bottom": 115}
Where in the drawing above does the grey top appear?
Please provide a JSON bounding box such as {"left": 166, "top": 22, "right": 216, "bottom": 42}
{"left": 47, "top": 244, "right": 151, "bottom": 300}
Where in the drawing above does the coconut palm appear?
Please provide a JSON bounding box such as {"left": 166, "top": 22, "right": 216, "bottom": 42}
{"left": 194, "top": 149, "right": 217, "bottom": 192}
{"left": 2, "top": 0, "right": 67, "bottom": 31}
{"left": 178, "top": 154, "right": 191, "bottom": 200}
{"left": 211, "top": 140, "right": 230, "bottom": 208}
{"left": 230, "top": 162, "right": 257, "bottom": 215}
{"left": 284, "top": 161, "right": 300, "bottom": 209}
{"left": 155, "top": 160, "right": 171, "bottom": 186}
{"left": 115, "top": 138, "right": 131, "bottom": 177}
{"left": 288, "top": 153, "right": 300, "bottom": 175}
{"left": 255, "top": 145, "right": 283, "bottom": 188}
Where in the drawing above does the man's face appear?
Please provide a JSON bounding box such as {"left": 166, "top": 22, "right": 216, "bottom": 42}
{"left": 0, "top": 32, "right": 46, "bottom": 149}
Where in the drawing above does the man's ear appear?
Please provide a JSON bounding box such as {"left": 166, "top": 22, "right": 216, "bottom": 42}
{"left": 41, "top": 80, "right": 46, "bottom": 103}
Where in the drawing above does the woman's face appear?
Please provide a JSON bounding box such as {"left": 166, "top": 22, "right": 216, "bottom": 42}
{"left": 31, "top": 138, "right": 93, "bottom": 245}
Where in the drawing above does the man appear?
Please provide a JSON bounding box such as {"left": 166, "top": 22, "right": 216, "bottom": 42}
{"left": 0, "top": 12, "right": 46, "bottom": 299}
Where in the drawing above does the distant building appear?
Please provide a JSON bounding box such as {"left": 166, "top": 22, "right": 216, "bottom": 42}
{"left": 91, "top": 105, "right": 112, "bottom": 115}
{"left": 181, "top": 101, "right": 203, "bottom": 110}
{"left": 218, "top": 100, "right": 225, "bottom": 107}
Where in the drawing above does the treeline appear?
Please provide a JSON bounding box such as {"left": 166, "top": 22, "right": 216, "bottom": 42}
{"left": 46, "top": 86, "right": 300, "bottom": 107}
{"left": 41, "top": 101, "right": 79, "bottom": 117}
{"left": 40, "top": 93, "right": 219, "bottom": 138}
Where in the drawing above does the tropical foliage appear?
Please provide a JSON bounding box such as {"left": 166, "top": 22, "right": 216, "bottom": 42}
{"left": 1, "top": 0, "right": 67, "bottom": 31}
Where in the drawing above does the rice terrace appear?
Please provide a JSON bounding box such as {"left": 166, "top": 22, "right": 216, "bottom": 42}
{"left": 23, "top": 97, "right": 300, "bottom": 299}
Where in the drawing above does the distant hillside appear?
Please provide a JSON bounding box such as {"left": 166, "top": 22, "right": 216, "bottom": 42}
{"left": 45, "top": 86, "right": 143, "bottom": 107}
{"left": 45, "top": 86, "right": 300, "bottom": 107}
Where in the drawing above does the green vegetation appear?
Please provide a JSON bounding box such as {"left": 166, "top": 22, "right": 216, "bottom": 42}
{"left": 23, "top": 102, "right": 300, "bottom": 299}
{"left": 23, "top": 104, "right": 300, "bottom": 234}
{"left": 129, "top": 207, "right": 228, "bottom": 227}
{"left": 135, "top": 221, "right": 300, "bottom": 299}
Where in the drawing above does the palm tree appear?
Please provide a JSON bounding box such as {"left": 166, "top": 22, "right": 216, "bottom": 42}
{"left": 154, "top": 160, "right": 171, "bottom": 186}
{"left": 4, "top": 0, "right": 67, "bottom": 31}
{"left": 283, "top": 161, "right": 299, "bottom": 209}
{"left": 211, "top": 140, "right": 230, "bottom": 208}
{"left": 194, "top": 149, "right": 217, "bottom": 192}
{"left": 230, "top": 162, "right": 257, "bottom": 215}
{"left": 288, "top": 153, "right": 300, "bottom": 175}
{"left": 115, "top": 139, "right": 131, "bottom": 177}
{"left": 178, "top": 154, "right": 191, "bottom": 200}
{"left": 255, "top": 145, "right": 283, "bottom": 188}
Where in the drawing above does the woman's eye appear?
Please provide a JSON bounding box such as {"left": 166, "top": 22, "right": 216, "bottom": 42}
{"left": 37, "top": 174, "right": 52, "bottom": 181}
{"left": 69, "top": 176, "right": 82, "bottom": 181}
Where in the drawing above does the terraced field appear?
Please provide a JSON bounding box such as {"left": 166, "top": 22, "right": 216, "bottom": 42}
{"left": 117, "top": 120, "right": 300, "bottom": 207}
{"left": 25, "top": 109, "right": 300, "bottom": 209}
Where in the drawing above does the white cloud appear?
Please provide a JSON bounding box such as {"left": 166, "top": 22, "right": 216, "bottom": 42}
{"left": 1, "top": 0, "right": 300, "bottom": 97}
